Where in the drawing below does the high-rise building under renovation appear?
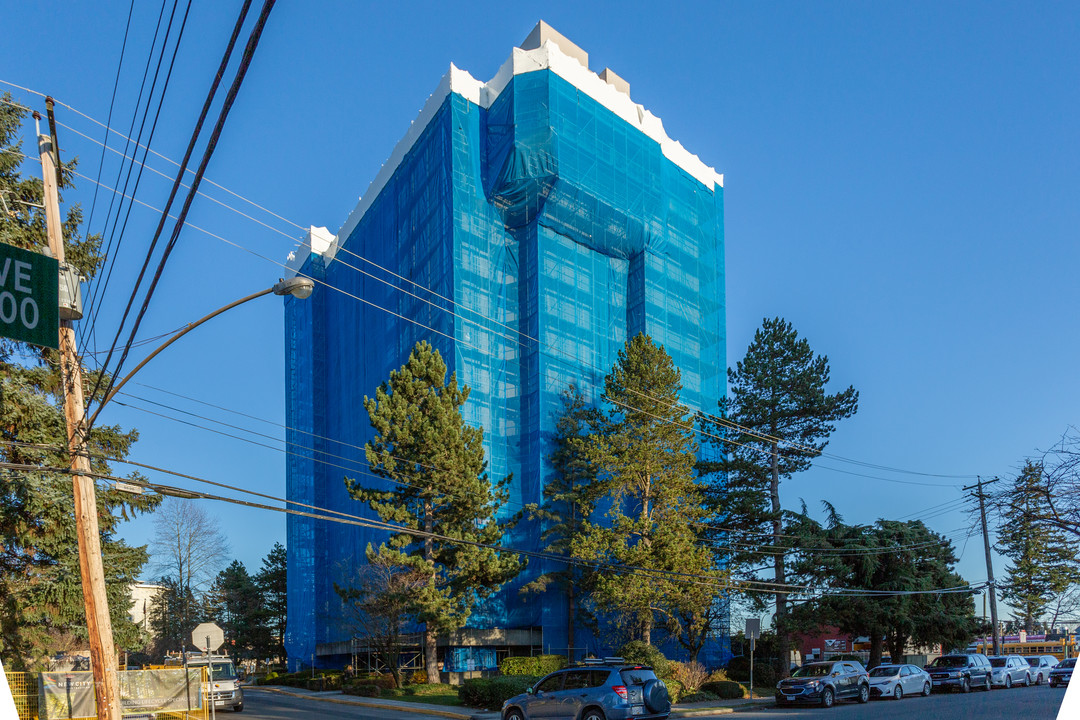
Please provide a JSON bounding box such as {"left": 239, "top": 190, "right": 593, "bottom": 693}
{"left": 284, "top": 22, "right": 727, "bottom": 671}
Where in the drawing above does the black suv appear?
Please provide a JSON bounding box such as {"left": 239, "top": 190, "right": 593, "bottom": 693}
{"left": 776, "top": 661, "right": 870, "bottom": 708}
{"left": 924, "top": 653, "right": 993, "bottom": 693}
{"left": 502, "top": 658, "right": 670, "bottom": 720}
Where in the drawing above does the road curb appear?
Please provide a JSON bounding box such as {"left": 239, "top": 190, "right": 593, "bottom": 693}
{"left": 249, "top": 686, "right": 474, "bottom": 719}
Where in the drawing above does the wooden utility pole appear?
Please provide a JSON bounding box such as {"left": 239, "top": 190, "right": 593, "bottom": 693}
{"left": 965, "top": 476, "right": 1000, "bottom": 657}
{"left": 35, "top": 111, "right": 121, "bottom": 720}
{"left": 771, "top": 441, "right": 790, "bottom": 677}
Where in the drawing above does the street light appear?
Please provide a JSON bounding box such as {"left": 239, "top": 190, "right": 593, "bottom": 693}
{"left": 89, "top": 276, "right": 315, "bottom": 421}
{"left": 68, "top": 275, "right": 313, "bottom": 720}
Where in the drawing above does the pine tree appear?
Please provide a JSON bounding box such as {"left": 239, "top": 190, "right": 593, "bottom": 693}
{"left": 205, "top": 560, "right": 269, "bottom": 662}
{"left": 572, "top": 333, "right": 721, "bottom": 647}
{"left": 519, "top": 384, "right": 602, "bottom": 657}
{"left": 998, "top": 461, "right": 1080, "bottom": 633}
{"left": 256, "top": 542, "right": 287, "bottom": 663}
{"left": 345, "top": 341, "right": 522, "bottom": 682}
{"left": 0, "top": 94, "right": 157, "bottom": 670}
{"left": 703, "top": 317, "right": 858, "bottom": 675}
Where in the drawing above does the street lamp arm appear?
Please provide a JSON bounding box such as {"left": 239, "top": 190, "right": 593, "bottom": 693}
{"left": 86, "top": 276, "right": 314, "bottom": 429}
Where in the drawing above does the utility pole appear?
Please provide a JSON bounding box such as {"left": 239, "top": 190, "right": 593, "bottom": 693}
{"left": 965, "top": 476, "right": 1000, "bottom": 657}
{"left": 35, "top": 111, "right": 121, "bottom": 720}
{"left": 771, "top": 441, "right": 789, "bottom": 677}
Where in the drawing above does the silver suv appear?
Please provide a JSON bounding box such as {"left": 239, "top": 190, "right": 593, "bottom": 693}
{"left": 502, "top": 659, "right": 671, "bottom": 720}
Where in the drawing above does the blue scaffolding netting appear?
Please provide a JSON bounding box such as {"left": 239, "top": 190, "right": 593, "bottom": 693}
{"left": 285, "top": 65, "right": 728, "bottom": 670}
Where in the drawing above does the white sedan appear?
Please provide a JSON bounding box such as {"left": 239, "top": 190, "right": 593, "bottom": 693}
{"left": 868, "top": 664, "right": 932, "bottom": 700}
{"left": 989, "top": 656, "right": 1031, "bottom": 688}
{"left": 1025, "top": 655, "right": 1060, "bottom": 685}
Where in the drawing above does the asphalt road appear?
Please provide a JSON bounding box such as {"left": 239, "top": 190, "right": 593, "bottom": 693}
{"left": 240, "top": 688, "right": 464, "bottom": 720}
{"left": 240, "top": 685, "right": 1066, "bottom": 720}
{"left": 731, "top": 684, "right": 1065, "bottom": 719}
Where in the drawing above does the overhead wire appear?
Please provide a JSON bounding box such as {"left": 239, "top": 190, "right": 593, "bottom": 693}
{"left": 0, "top": 444, "right": 988, "bottom": 599}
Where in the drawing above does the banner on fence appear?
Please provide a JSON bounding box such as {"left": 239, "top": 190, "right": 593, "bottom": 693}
{"left": 39, "top": 668, "right": 202, "bottom": 719}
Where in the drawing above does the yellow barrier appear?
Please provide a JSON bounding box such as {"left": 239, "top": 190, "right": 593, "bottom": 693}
{"left": 7, "top": 671, "right": 39, "bottom": 720}
{"left": 3, "top": 669, "right": 209, "bottom": 720}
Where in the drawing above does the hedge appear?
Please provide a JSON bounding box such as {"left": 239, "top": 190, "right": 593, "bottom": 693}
{"left": 700, "top": 681, "right": 747, "bottom": 700}
{"left": 499, "top": 655, "right": 566, "bottom": 676}
{"left": 344, "top": 684, "right": 381, "bottom": 697}
{"left": 724, "top": 657, "right": 777, "bottom": 687}
{"left": 459, "top": 675, "right": 539, "bottom": 708}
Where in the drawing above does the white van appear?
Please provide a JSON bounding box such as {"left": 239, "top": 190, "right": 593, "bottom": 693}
{"left": 166, "top": 653, "right": 244, "bottom": 712}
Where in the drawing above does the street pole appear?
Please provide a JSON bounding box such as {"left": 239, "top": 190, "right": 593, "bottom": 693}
{"left": 749, "top": 635, "right": 755, "bottom": 699}
{"left": 207, "top": 636, "right": 216, "bottom": 720}
{"left": 35, "top": 112, "right": 121, "bottom": 720}
{"left": 965, "top": 477, "right": 1001, "bottom": 656}
{"left": 770, "top": 441, "right": 789, "bottom": 677}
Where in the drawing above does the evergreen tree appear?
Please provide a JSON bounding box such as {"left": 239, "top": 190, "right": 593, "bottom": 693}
{"left": 997, "top": 461, "right": 1080, "bottom": 633}
{"left": 0, "top": 95, "right": 157, "bottom": 670}
{"left": 703, "top": 317, "right": 858, "bottom": 675}
{"left": 572, "top": 333, "right": 722, "bottom": 646}
{"left": 256, "top": 542, "right": 287, "bottom": 663}
{"left": 519, "top": 384, "right": 602, "bottom": 658}
{"left": 205, "top": 560, "right": 269, "bottom": 662}
{"left": 786, "top": 506, "right": 981, "bottom": 667}
{"left": 148, "top": 577, "right": 195, "bottom": 660}
{"left": 346, "top": 341, "right": 522, "bottom": 683}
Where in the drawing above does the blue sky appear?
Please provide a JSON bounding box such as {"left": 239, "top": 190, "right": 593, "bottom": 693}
{"left": 2, "top": 2, "right": 1078, "bottom": 619}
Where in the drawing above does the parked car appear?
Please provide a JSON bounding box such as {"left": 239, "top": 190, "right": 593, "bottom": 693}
{"left": 1024, "top": 655, "right": 1060, "bottom": 685}
{"left": 776, "top": 660, "right": 870, "bottom": 708}
{"left": 988, "top": 656, "right": 1031, "bottom": 688}
{"left": 1049, "top": 658, "right": 1076, "bottom": 688}
{"left": 867, "top": 664, "right": 932, "bottom": 700}
{"left": 502, "top": 659, "right": 670, "bottom": 720}
{"left": 924, "top": 653, "right": 993, "bottom": 693}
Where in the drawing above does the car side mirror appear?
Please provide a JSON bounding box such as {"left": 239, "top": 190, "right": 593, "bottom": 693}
{"left": 527, "top": 688, "right": 535, "bottom": 695}
{"left": 832, "top": 672, "right": 840, "bottom": 677}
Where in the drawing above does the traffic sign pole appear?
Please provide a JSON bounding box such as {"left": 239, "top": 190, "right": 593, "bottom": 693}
{"left": 36, "top": 113, "right": 120, "bottom": 720}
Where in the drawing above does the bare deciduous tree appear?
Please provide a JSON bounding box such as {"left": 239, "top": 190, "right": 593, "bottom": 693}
{"left": 150, "top": 499, "right": 229, "bottom": 639}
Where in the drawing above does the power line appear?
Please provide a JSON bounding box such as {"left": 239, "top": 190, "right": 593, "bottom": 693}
{"left": 0, "top": 449, "right": 987, "bottom": 599}
{"left": 85, "top": 0, "right": 266, "bottom": 426}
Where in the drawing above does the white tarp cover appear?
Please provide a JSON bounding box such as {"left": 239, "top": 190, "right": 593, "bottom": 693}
{"left": 0, "top": 656, "right": 19, "bottom": 720}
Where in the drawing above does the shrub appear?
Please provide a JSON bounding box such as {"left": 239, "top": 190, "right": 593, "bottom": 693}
{"left": 665, "top": 679, "right": 683, "bottom": 703}
{"left": 671, "top": 661, "right": 709, "bottom": 693}
{"left": 344, "top": 683, "right": 381, "bottom": 697}
{"left": 410, "top": 670, "right": 428, "bottom": 685}
{"left": 723, "top": 657, "right": 777, "bottom": 687}
{"left": 705, "top": 669, "right": 730, "bottom": 683}
{"left": 700, "top": 681, "right": 747, "bottom": 700}
{"left": 499, "top": 655, "right": 566, "bottom": 676}
{"left": 616, "top": 642, "right": 672, "bottom": 679}
{"left": 459, "top": 676, "right": 539, "bottom": 708}
{"left": 678, "top": 690, "right": 719, "bottom": 703}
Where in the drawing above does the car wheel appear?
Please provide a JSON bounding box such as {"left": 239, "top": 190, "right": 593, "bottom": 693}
{"left": 922, "top": 681, "right": 931, "bottom": 697}
{"left": 1005, "top": 675, "right": 1012, "bottom": 689}
{"left": 504, "top": 710, "right": 524, "bottom": 720}
{"left": 858, "top": 684, "right": 869, "bottom": 704}
{"left": 960, "top": 676, "right": 970, "bottom": 693}
{"left": 581, "top": 708, "right": 605, "bottom": 720}
{"left": 893, "top": 685, "right": 903, "bottom": 701}
{"left": 234, "top": 703, "right": 244, "bottom": 713}
{"left": 821, "top": 687, "right": 834, "bottom": 708}
{"left": 984, "top": 675, "right": 992, "bottom": 691}
{"left": 1036, "top": 672, "right": 1043, "bottom": 686}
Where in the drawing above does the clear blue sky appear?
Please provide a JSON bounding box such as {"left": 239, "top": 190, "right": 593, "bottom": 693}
{"left": 2, "top": 2, "right": 1078, "bottom": 617}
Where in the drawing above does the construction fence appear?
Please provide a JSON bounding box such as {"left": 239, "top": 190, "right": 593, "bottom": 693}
{"left": 6, "top": 668, "right": 208, "bottom": 720}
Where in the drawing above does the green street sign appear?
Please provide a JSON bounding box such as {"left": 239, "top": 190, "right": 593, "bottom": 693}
{"left": 0, "top": 242, "right": 59, "bottom": 349}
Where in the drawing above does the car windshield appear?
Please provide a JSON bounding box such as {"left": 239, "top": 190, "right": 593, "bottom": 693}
{"left": 869, "top": 667, "right": 900, "bottom": 678}
{"left": 1026, "top": 658, "right": 1040, "bottom": 666}
{"left": 1059, "top": 659, "right": 1076, "bottom": 669}
{"left": 792, "top": 664, "right": 832, "bottom": 678}
{"left": 989, "top": 658, "right": 1006, "bottom": 668}
{"left": 928, "top": 656, "right": 966, "bottom": 668}
{"left": 209, "top": 662, "right": 237, "bottom": 679}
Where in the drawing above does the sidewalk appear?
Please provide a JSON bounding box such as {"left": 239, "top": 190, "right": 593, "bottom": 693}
{"left": 250, "top": 685, "right": 776, "bottom": 719}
